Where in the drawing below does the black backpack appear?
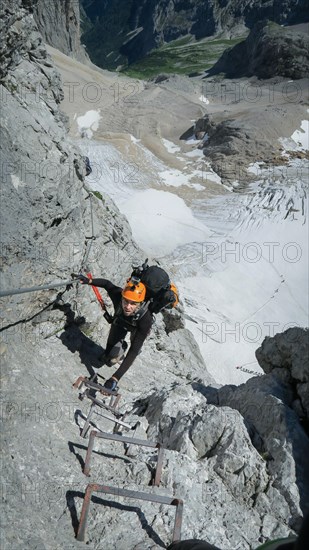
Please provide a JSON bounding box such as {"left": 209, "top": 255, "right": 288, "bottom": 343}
{"left": 130, "top": 260, "right": 177, "bottom": 314}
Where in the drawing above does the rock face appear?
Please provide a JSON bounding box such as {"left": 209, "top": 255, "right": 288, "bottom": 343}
{"left": 0, "top": 0, "right": 86, "bottom": 298}
{"left": 80, "top": 0, "right": 309, "bottom": 68}
{"left": 33, "top": 0, "right": 87, "bottom": 60}
{"left": 138, "top": 329, "right": 309, "bottom": 545}
{"left": 256, "top": 327, "right": 309, "bottom": 424}
{"left": 209, "top": 20, "right": 309, "bottom": 79}
{"left": 182, "top": 111, "right": 279, "bottom": 188}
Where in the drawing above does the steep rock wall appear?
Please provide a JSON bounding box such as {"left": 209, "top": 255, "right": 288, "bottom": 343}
{"left": 0, "top": 0, "right": 86, "bottom": 298}
{"left": 33, "top": 0, "right": 87, "bottom": 60}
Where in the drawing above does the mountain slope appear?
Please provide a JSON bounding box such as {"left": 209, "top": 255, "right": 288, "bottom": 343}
{"left": 80, "top": 0, "right": 309, "bottom": 69}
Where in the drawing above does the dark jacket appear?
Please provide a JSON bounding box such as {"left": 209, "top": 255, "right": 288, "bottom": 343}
{"left": 90, "top": 278, "right": 153, "bottom": 380}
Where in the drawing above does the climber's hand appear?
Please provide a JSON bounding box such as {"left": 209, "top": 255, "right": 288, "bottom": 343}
{"left": 104, "top": 377, "right": 118, "bottom": 391}
{"left": 77, "top": 274, "right": 90, "bottom": 285}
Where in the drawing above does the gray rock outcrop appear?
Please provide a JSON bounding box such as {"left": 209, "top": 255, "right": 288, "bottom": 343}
{"left": 137, "top": 329, "right": 309, "bottom": 545}
{"left": 256, "top": 327, "right": 309, "bottom": 423}
{"left": 182, "top": 112, "right": 280, "bottom": 187}
{"left": 33, "top": 0, "right": 87, "bottom": 61}
{"left": 180, "top": 77, "right": 308, "bottom": 187}
{"left": 0, "top": 0, "right": 86, "bottom": 300}
{"left": 208, "top": 20, "right": 309, "bottom": 79}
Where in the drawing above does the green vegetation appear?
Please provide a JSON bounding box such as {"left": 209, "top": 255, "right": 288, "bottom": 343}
{"left": 92, "top": 190, "right": 103, "bottom": 201}
{"left": 259, "top": 451, "right": 272, "bottom": 461}
{"left": 80, "top": 324, "right": 94, "bottom": 338}
{"left": 122, "top": 35, "right": 246, "bottom": 79}
{"left": 265, "top": 20, "right": 282, "bottom": 32}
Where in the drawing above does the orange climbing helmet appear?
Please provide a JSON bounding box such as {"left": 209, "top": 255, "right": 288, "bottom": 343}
{"left": 122, "top": 280, "right": 146, "bottom": 302}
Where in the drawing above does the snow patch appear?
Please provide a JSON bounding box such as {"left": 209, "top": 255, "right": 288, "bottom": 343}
{"left": 199, "top": 95, "right": 210, "bottom": 104}
{"left": 184, "top": 149, "right": 204, "bottom": 158}
{"left": 291, "top": 119, "right": 309, "bottom": 150}
{"left": 162, "top": 138, "right": 181, "bottom": 154}
{"left": 279, "top": 118, "right": 309, "bottom": 152}
{"left": 247, "top": 162, "right": 266, "bottom": 175}
{"left": 159, "top": 168, "right": 191, "bottom": 187}
{"left": 122, "top": 189, "right": 211, "bottom": 256}
{"left": 130, "top": 134, "right": 141, "bottom": 144}
{"left": 185, "top": 135, "right": 198, "bottom": 145}
{"left": 190, "top": 167, "right": 222, "bottom": 185}
{"left": 76, "top": 110, "right": 101, "bottom": 138}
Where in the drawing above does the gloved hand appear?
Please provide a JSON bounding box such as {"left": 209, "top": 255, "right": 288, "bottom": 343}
{"left": 77, "top": 274, "right": 90, "bottom": 285}
{"left": 104, "top": 377, "right": 118, "bottom": 391}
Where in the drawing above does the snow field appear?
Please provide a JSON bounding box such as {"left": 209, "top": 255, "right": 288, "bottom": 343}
{"left": 78, "top": 124, "right": 308, "bottom": 385}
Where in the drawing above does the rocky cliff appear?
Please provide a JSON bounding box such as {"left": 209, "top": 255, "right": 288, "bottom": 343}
{"left": 80, "top": 0, "right": 309, "bottom": 68}
{"left": 33, "top": 0, "right": 87, "bottom": 61}
{"left": 128, "top": 327, "right": 309, "bottom": 545}
{"left": 208, "top": 20, "right": 309, "bottom": 79}
{"left": 1, "top": 1, "right": 308, "bottom": 549}
{"left": 0, "top": 0, "right": 85, "bottom": 297}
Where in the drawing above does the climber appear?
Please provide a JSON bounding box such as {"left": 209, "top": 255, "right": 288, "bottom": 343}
{"left": 77, "top": 274, "right": 153, "bottom": 391}
{"left": 84, "top": 156, "right": 92, "bottom": 176}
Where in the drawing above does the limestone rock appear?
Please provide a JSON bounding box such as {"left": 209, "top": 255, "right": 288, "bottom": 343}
{"left": 0, "top": 4, "right": 213, "bottom": 549}
{"left": 256, "top": 327, "right": 309, "bottom": 420}
{"left": 137, "top": 381, "right": 297, "bottom": 547}
{"left": 33, "top": 0, "right": 87, "bottom": 61}
{"left": 200, "top": 370, "right": 309, "bottom": 529}
{"left": 209, "top": 20, "right": 309, "bottom": 79}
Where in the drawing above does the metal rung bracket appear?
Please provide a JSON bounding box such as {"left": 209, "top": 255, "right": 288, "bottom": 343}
{"left": 80, "top": 398, "right": 130, "bottom": 438}
{"left": 73, "top": 376, "right": 120, "bottom": 404}
{"left": 84, "top": 430, "right": 164, "bottom": 486}
{"left": 73, "top": 376, "right": 124, "bottom": 437}
{"left": 76, "top": 483, "right": 183, "bottom": 544}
